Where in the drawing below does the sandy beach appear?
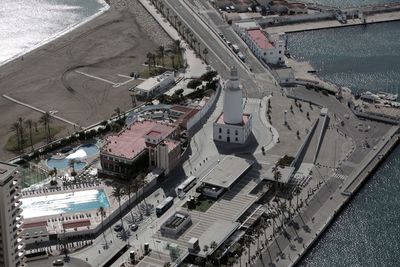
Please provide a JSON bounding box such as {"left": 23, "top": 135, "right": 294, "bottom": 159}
{"left": 0, "top": 0, "right": 173, "bottom": 160}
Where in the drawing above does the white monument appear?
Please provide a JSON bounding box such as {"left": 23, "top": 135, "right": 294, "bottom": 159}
{"left": 213, "top": 67, "right": 252, "bottom": 144}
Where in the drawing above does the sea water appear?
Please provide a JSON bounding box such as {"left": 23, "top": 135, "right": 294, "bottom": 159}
{"left": 287, "top": 5, "right": 400, "bottom": 267}
{"left": 0, "top": 0, "right": 108, "bottom": 65}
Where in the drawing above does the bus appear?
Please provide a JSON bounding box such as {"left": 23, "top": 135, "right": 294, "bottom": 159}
{"left": 156, "top": 196, "right": 174, "bottom": 217}
{"left": 177, "top": 176, "right": 197, "bottom": 199}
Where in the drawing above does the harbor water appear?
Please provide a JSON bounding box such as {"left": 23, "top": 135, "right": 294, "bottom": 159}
{"left": 288, "top": 4, "right": 400, "bottom": 267}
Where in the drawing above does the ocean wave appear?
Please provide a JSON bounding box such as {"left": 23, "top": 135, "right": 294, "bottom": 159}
{"left": 0, "top": 0, "right": 110, "bottom": 66}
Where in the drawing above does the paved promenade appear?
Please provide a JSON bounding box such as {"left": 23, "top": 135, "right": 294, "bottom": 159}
{"left": 248, "top": 126, "right": 399, "bottom": 267}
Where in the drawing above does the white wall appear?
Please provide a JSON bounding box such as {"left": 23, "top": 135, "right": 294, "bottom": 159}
{"left": 213, "top": 115, "right": 252, "bottom": 144}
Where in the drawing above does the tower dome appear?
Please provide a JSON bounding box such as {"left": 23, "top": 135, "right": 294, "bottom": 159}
{"left": 223, "top": 67, "right": 243, "bottom": 124}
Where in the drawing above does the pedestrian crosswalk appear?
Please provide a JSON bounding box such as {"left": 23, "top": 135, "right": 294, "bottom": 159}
{"left": 332, "top": 172, "right": 348, "bottom": 181}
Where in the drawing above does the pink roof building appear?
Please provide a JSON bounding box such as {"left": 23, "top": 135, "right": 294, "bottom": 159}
{"left": 246, "top": 29, "right": 275, "bottom": 50}
{"left": 102, "top": 120, "right": 176, "bottom": 160}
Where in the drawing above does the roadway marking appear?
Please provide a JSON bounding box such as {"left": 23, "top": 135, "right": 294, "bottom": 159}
{"left": 2, "top": 94, "right": 81, "bottom": 128}
{"left": 75, "top": 70, "right": 116, "bottom": 85}
{"left": 75, "top": 71, "right": 137, "bottom": 88}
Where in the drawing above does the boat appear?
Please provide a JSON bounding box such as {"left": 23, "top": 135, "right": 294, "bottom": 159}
{"left": 360, "top": 91, "right": 380, "bottom": 102}
{"left": 377, "top": 91, "right": 398, "bottom": 101}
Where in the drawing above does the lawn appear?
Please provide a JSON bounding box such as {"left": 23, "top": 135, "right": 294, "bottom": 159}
{"left": 183, "top": 197, "right": 215, "bottom": 212}
{"left": 5, "top": 125, "right": 64, "bottom": 152}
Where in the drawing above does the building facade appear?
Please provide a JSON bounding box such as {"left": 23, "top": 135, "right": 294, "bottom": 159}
{"left": 233, "top": 23, "right": 286, "bottom": 65}
{"left": 100, "top": 120, "right": 181, "bottom": 178}
{"left": 213, "top": 67, "right": 252, "bottom": 144}
{"left": 0, "top": 162, "right": 25, "bottom": 267}
{"left": 131, "top": 71, "right": 175, "bottom": 99}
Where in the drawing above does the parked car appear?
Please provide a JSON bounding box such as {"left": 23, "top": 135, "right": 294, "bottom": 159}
{"left": 53, "top": 259, "right": 64, "bottom": 266}
{"left": 114, "top": 224, "right": 123, "bottom": 232}
{"left": 130, "top": 224, "right": 139, "bottom": 231}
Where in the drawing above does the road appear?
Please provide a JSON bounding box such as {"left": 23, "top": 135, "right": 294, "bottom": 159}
{"left": 161, "top": 0, "right": 280, "bottom": 98}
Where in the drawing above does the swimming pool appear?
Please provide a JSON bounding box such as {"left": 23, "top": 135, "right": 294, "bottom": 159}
{"left": 21, "top": 189, "right": 110, "bottom": 219}
{"left": 47, "top": 144, "right": 99, "bottom": 170}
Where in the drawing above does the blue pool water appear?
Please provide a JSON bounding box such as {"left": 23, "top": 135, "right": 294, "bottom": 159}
{"left": 21, "top": 189, "right": 109, "bottom": 219}
{"left": 47, "top": 144, "right": 99, "bottom": 170}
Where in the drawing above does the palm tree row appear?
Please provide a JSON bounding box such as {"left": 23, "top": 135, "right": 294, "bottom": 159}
{"left": 9, "top": 112, "right": 53, "bottom": 153}
{"left": 150, "top": 0, "right": 209, "bottom": 63}
{"left": 111, "top": 173, "right": 149, "bottom": 229}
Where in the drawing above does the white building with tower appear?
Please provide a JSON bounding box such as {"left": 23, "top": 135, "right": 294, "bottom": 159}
{"left": 213, "top": 67, "right": 252, "bottom": 144}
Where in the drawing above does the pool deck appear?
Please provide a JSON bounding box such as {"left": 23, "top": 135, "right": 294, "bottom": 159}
{"left": 21, "top": 181, "right": 122, "bottom": 236}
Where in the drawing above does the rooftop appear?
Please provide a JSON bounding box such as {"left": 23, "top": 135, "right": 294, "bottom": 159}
{"left": 215, "top": 112, "right": 251, "bottom": 126}
{"left": 0, "top": 161, "right": 18, "bottom": 185}
{"left": 102, "top": 120, "right": 176, "bottom": 159}
{"left": 134, "top": 71, "right": 174, "bottom": 92}
{"left": 202, "top": 156, "right": 254, "bottom": 188}
{"left": 247, "top": 29, "right": 275, "bottom": 50}
{"left": 196, "top": 220, "right": 239, "bottom": 257}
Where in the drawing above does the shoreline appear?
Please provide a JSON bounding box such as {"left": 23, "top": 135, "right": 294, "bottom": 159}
{"left": 0, "top": 0, "right": 110, "bottom": 70}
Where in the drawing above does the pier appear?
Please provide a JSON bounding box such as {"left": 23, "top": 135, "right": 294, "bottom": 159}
{"left": 262, "top": 2, "right": 400, "bottom": 34}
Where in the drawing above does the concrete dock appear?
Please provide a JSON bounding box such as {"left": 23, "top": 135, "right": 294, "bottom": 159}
{"left": 266, "top": 10, "right": 400, "bottom": 34}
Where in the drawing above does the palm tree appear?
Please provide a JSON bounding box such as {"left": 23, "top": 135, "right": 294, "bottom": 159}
{"left": 272, "top": 163, "right": 282, "bottom": 199}
{"left": 114, "top": 107, "right": 121, "bottom": 122}
{"left": 197, "top": 41, "right": 201, "bottom": 55}
{"left": 191, "top": 36, "right": 197, "bottom": 50}
{"left": 170, "top": 55, "right": 175, "bottom": 69}
{"left": 112, "top": 186, "right": 124, "bottom": 225}
{"left": 294, "top": 185, "right": 301, "bottom": 211}
{"left": 279, "top": 201, "right": 288, "bottom": 228}
{"left": 146, "top": 52, "right": 154, "bottom": 73}
{"left": 69, "top": 159, "right": 76, "bottom": 176}
{"left": 98, "top": 206, "right": 107, "bottom": 246}
{"left": 158, "top": 46, "right": 165, "bottom": 66}
{"left": 25, "top": 119, "right": 34, "bottom": 151}
{"left": 242, "top": 233, "right": 254, "bottom": 264}
{"left": 39, "top": 112, "right": 52, "bottom": 143}
{"left": 17, "top": 117, "right": 25, "bottom": 150}
{"left": 210, "top": 241, "right": 218, "bottom": 252}
{"left": 203, "top": 47, "right": 209, "bottom": 64}
{"left": 203, "top": 244, "right": 209, "bottom": 256}
{"left": 123, "top": 182, "right": 137, "bottom": 221}
{"left": 10, "top": 122, "right": 21, "bottom": 152}
{"left": 177, "top": 21, "right": 182, "bottom": 34}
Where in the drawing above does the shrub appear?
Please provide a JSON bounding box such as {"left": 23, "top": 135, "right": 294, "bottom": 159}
{"left": 200, "top": 70, "right": 218, "bottom": 82}
{"left": 187, "top": 79, "right": 202, "bottom": 89}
